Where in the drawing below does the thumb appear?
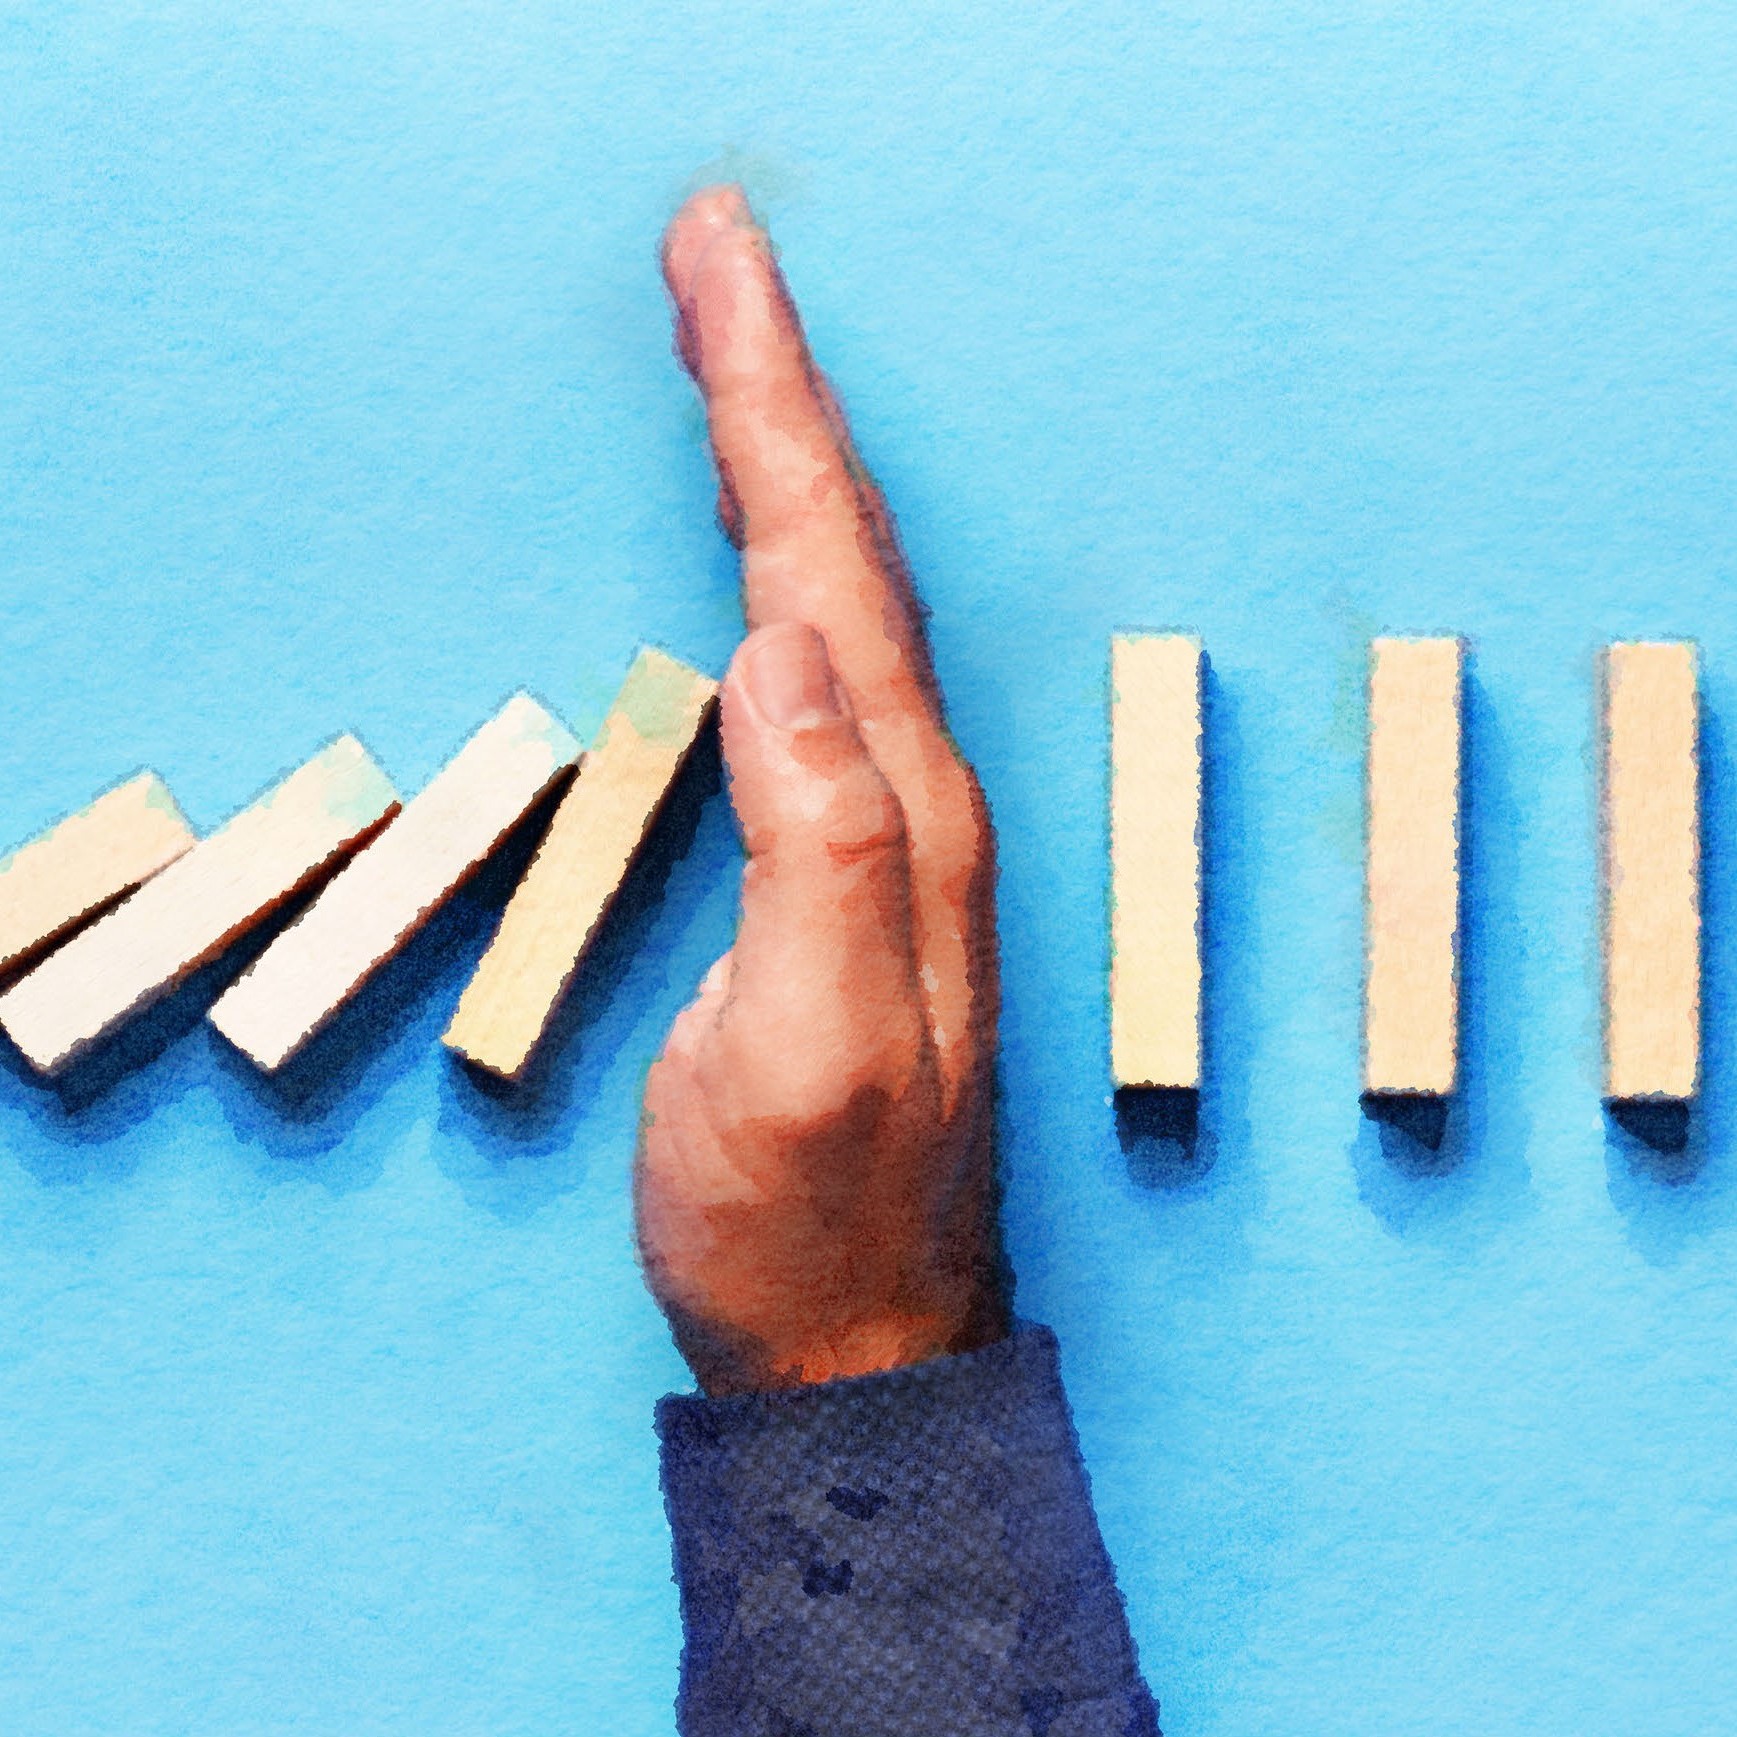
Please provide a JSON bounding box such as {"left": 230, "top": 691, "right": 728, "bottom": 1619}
{"left": 713, "top": 622, "right": 924, "bottom": 1103}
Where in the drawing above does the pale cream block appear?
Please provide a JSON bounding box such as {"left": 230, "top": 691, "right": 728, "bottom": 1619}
{"left": 209, "top": 693, "right": 580, "bottom": 1071}
{"left": 0, "top": 772, "right": 196, "bottom": 974}
{"left": 0, "top": 739, "right": 398, "bottom": 1073}
{"left": 1363, "top": 636, "right": 1464, "bottom": 1096}
{"left": 1602, "top": 641, "right": 1700, "bottom": 1100}
{"left": 444, "top": 649, "right": 718, "bottom": 1080}
{"left": 1110, "top": 634, "right": 1202, "bottom": 1090}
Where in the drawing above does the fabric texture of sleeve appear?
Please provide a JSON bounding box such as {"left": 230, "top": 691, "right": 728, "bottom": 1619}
{"left": 655, "top": 1323, "right": 1159, "bottom": 1737}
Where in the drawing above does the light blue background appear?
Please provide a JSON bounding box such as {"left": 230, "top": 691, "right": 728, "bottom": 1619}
{"left": 3, "top": 3, "right": 1736, "bottom": 1732}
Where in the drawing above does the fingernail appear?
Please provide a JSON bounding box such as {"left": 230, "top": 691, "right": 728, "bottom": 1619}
{"left": 741, "top": 623, "right": 842, "bottom": 731}
{"left": 711, "top": 183, "right": 754, "bottom": 228}
{"left": 668, "top": 186, "right": 758, "bottom": 310}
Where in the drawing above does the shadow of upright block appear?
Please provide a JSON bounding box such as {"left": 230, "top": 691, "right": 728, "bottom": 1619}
{"left": 1607, "top": 1096, "right": 1692, "bottom": 1159}
{"left": 1361, "top": 1089, "right": 1450, "bottom": 1157}
{"left": 1115, "top": 1086, "right": 1205, "bottom": 1188}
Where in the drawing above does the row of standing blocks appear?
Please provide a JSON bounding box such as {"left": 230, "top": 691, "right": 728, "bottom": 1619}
{"left": 0, "top": 649, "right": 719, "bottom": 1083}
{"left": 0, "top": 636, "right": 1699, "bottom": 1102}
{"left": 1111, "top": 635, "right": 1700, "bottom": 1104}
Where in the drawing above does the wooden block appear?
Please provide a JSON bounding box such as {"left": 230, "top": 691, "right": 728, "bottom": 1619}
{"left": 1363, "top": 636, "right": 1464, "bottom": 1096}
{"left": 1110, "top": 634, "right": 1202, "bottom": 1090}
{"left": 0, "top": 739, "right": 398, "bottom": 1073}
{"left": 444, "top": 649, "right": 718, "bottom": 1079}
{"left": 1601, "top": 640, "right": 1699, "bottom": 1100}
{"left": 0, "top": 772, "right": 196, "bottom": 974}
{"left": 209, "top": 693, "right": 580, "bottom": 1071}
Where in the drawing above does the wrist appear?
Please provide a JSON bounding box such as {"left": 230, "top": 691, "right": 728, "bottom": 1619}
{"left": 680, "top": 1286, "right": 1012, "bottom": 1396}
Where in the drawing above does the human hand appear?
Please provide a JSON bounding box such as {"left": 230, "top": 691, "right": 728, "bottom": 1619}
{"left": 635, "top": 186, "right": 1006, "bottom": 1394}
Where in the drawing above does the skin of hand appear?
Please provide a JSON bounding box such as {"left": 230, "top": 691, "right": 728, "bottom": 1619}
{"left": 636, "top": 185, "right": 1009, "bottom": 1395}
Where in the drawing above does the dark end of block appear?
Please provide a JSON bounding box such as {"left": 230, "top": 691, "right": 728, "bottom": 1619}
{"left": 1606, "top": 1095, "right": 1692, "bottom": 1158}
{"left": 1115, "top": 1084, "right": 1206, "bottom": 1188}
{"left": 1360, "top": 1090, "right": 1450, "bottom": 1153}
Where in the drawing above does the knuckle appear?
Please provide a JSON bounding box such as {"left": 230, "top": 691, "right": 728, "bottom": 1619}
{"left": 823, "top": 778, "right": 906, "bottom": 863}
{"left": 922, "top": 752, "right": 992, "bottom": 890}
{"left": 761, "top": 1047, "right": 922, "bottom": 1139}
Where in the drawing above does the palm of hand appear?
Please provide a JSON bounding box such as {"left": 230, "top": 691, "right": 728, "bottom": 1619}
{"left": 635, "top": 189, "right": 1005, "bottom": 1394}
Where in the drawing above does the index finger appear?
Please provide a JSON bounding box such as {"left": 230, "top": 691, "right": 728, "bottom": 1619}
{"left": 662, "top": 186, "right": 946, "bottom": 740}
{"left": 662, "top": 187, "right": 998, "bottom": 1116}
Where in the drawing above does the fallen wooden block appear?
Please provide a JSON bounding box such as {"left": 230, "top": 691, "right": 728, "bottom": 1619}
{"left": 0, "top": 772, "right": 197, "bottom": 975}
{"left": 1110, "top": 633, "right": 1202, "bottom": 1090}
{"left": 1364, "top": 636, "right": 1463, "bottom": 1096}
{"left": 1601, "top": 640, "right": 1700, "bottom": 1100}
{"left": 0, "top": 739, "right": 398, "bottom": 1073}
{"left": 443, "top": 648, "right": 718, "bottom": 1080}
{"left": 209, "top": 693, "right": 580, "bottom": 1071}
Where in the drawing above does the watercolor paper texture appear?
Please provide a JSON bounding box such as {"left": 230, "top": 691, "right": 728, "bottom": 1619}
{"left": 1601, "top": 642, "right": 1700, "bottom": 1101}
{"left": 210, "top": 694, "right": 580, "bottom": 1071}
{"left": 0, "top": 771, "right": 196, "bottom": 973}
{"left": 7, "top": 7, "right": 1737, "bottom": 1736}
{"left": 445, "top": 648, "right": 717, "bottom": 1080}
{"left": 1110, "top": 633, "right": 1202, "bottom": 1090}
{"left": 1363, "top": 637, "right": 1463, "bottom": 1096}
{"left": 0, "top": 740, "right": 397, "bottom": 1073}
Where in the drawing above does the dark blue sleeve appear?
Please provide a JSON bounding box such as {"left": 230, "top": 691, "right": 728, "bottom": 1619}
{"left": 655, "top": 1324, "right": 1159, "bottom": 1737}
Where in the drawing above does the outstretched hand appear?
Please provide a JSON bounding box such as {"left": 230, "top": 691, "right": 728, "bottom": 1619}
{"left": 636, "top": 186, "right": 1006, "bottom": 1394}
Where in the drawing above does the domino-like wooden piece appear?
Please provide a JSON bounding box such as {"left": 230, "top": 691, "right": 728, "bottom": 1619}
{"left": 1110, "top": 633, "right": 1202, "bottom": 1090}
{"left": 0, "top": 772, "right": 196, "bottom": 974}
{"left": 209, "top": 693, "right": 580, "bottom": 1071}
{"left": 1601, "top": 640, "right": 1700, "bottom": 1100}
{"left": 0, "top": 739, "right": 398, "bottom": 1073}
{"left": 1364, "top": 636, "right": 1464, "bottom": 1096}
{"left": 443, "top": 648, "right": 718, "bottom": 1079}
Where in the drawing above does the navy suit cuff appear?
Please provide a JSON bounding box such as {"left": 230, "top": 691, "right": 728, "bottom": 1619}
{"left": 657, "top": 1324, "right": 1158, "bottom": 1737}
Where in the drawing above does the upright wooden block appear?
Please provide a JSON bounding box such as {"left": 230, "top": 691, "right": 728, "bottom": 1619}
{"left": 1364, "top": 636, "right": 1464, "bottom": 1096}
{"left": 0, "top": 739, "right": 398, "bottom": 1073}
{"left": 443, "top": 648, "right": 718, "bottom": 1079}
{"left": 209, "top": 693, "right": 580, "bottom": 1071}
{"left": 1601, "top": 641, "right": 1699, "bottom": 1100}
{"left": 0, "top": 772, "right": 196, "bottom": 974}
{"left": 1110, "top": 634, "right": 1202, "bottom": 1090}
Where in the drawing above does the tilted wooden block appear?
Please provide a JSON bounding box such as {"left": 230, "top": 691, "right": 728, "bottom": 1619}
{"left": 0, "top": 739, "right": 398, "bottom": 1073}
{"left": 1110, "top": 633, "right": 1202, "bottom": 1090}
{"left": 1601, "top": 641, "right": 1700, "bottom": 1100}
{"left": 209, "top": 693, "right": 580, "bottom": 1071}
{"left": 0, "top": 772, "right": 196, "bottom": 975}
{"left": 443, "top": 648, "right": 718, "bottom": 1080}
{"left": 1364, "top": 636, "right": 1463, "bottom": 1096}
